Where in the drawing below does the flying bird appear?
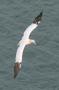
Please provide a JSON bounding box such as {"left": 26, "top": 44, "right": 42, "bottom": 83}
{"left": 14, "top": 11, "right": 43, "bottom": 78}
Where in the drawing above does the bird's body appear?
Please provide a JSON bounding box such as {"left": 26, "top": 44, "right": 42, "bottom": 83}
{"left": 14, "top": 11, "right": 43, "bottom": 78}
{"left": 15, "top": 23, "right": 38, "bottom": 64}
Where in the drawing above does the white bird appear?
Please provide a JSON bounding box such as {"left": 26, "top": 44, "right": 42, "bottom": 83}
{"left": 14, "top": 11, "right": 43, "bottom": 78}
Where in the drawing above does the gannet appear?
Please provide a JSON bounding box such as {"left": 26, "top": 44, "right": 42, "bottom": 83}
{"left": 14, "top": 11, "right": 43, "bottom": 78}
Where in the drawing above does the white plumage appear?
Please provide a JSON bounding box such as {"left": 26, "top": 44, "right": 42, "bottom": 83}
{"left": 15, "top": 23, "right": 38, "bottom": 63}
{"left": 14, "top": 11, "right": 43, "bottom": 78}
{"left": 22, "top": 23, "right": 38, "bottom": 40}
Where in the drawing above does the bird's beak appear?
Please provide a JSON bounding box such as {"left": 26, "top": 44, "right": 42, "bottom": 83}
{"left": 33, "top": 41, "right": 37, "bottom": 45}
{"left": 14, "top": 62, "right": 21, "bottom": 79}
{"left": 34, "top": 42, "right": 36, "bottom": 45}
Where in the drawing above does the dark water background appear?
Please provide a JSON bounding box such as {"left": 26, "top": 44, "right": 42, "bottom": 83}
{"left": 0, "top": 0, "right": 59, "bottom": 90}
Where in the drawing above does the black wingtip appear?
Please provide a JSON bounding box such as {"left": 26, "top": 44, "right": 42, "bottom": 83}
{"left": 33, "top": 10, "right": 43, "bottom": 24}
{"left": 36, "top": 9, "right": 43, "bottom": 19}
{"left": 39, "top": 10, "right": 43, "bottom": 18}
{"left": 14, "top": 62, "right": 21, "bottom": 79}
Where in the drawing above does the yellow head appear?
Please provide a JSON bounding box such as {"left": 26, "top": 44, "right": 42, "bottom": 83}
{"left": 29, "top": 39, "right": 36, "bottom": 45}
{"left": 18, "top": 39, "right": 36, "bottom": 46}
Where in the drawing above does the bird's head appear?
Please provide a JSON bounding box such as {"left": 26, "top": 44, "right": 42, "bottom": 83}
{"left": 29, "top": 39, "right": 36, "bottom": 45}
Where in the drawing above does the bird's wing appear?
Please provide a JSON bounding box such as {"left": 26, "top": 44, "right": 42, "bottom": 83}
{"left": 21, "top": 11, "right": 43, "bottom": 40}
{"left": 22, "top": 23, "right": 38, "bottom": 40}
{"left": 15, "top": 43, "right": 26, "bottom": 63}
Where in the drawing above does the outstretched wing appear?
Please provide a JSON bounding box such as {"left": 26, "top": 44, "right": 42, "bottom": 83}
{"left": 14, "top": 43, "right": 26, "bottom": 78}
{"left": 15, "top": 43, "right": 26, "bottom": 63}
{"left": 22, "top": 11, "right": 43, "bottom": 40}
{"left": 22, "top": 23, "right": 38, "bottom": 40}
{"left": 14, "top": 11, "right": 43, "bottom": 78}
